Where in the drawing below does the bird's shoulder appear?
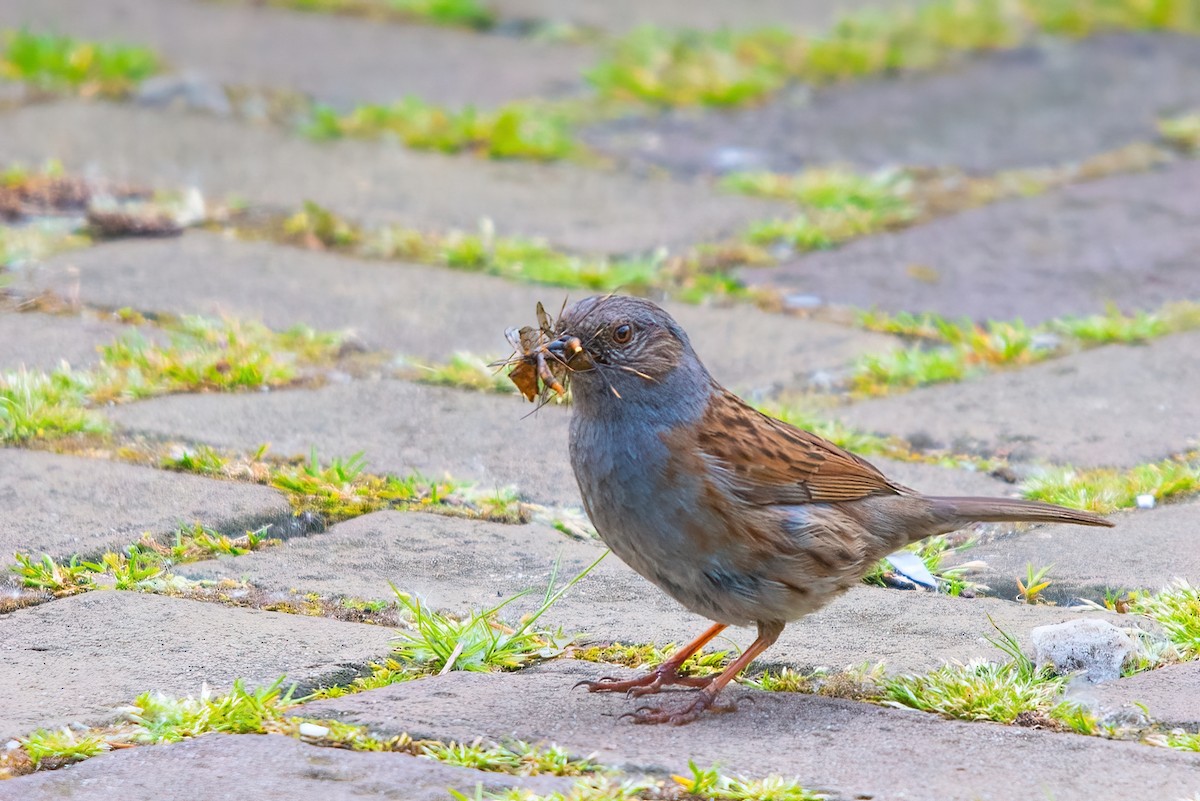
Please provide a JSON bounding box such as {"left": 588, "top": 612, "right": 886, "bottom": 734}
{"left": 690, "top": 385, "right": 910, "bottom": 505}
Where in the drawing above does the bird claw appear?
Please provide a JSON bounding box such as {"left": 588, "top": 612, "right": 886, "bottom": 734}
{"left": 577, "top": 668, "right": 712, "bottom": 697}
{"left": 622, "top": 693, "right": 735, "bottom": 725}
{"left": 577, "top": 675, "right": 642, "bottom": 694}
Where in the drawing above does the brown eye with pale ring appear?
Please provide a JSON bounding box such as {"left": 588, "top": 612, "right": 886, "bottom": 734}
{"left": 613, "top": 324, "right": 633, "bottom": 344}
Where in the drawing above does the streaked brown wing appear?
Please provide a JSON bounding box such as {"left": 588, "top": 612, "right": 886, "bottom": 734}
{"left": 697, "top": 388, "right": 907, "bottom": 505}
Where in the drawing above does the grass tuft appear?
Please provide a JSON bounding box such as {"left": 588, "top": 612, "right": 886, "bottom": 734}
{"left": 305, "top": 99, "right": 578, "bottom": 161}
{"left": 1159, "top": 110, "right": 1200, "bottom": 152}
{"left": 848, "top": 302, "right": 1200, "bottom": 396}
{"left": 424, "top": 739, "right": 601, "bottom": 777}
{"left": 0, "top": 29, "right": 160, "bottom": 96}
{"left": 277, "top": 202, "right": 665, "bottom": 292}
{"left": 572, "top": 641, "right": 730, "bottom": 677}
{"left": 673, "top": 761, "right": 825, "bottom": 801}
{"left": 390, "top": 553, "right": 603, "bottom": 674}
{"left": 255, "top": 0, "right": 494, "bottom": 28}
{"left": 731, "top": 166, "right": 917, "bottom": 251}
{"left": 1129, "top": 580, "right": 1200, "bottom": 659}
{"left": 19, "top": 728, "right": 109, "bottom": 769}
{"left": 414, "top": 352, "right": 515, "bottom": 394}
{"left": 1021, "top": 456, "right": 1200, "bottom": 513}
{"left": 8, "top": 524, "right": 278, "bottom": 596}
{"left": 588, "top": 0, "right": 1200, "bottom": 108}
{"left": 881, "top": 623, "right": 1096, "bottom": 733}
{"left": 0, "top": 315, "right": 342, "bottom": 445}
{"left": 0, "top": 367, "right": 107, "bottom": 443}
{"left": 269, "top": 449, "right": 462, "bottom": 521}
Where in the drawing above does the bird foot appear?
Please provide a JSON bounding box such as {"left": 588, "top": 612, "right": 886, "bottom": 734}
{"left": 576, "top": 667, "right": 713, "bottom": 698}
{"left": 621, "top": 693, "right": 736, "bottom": 725}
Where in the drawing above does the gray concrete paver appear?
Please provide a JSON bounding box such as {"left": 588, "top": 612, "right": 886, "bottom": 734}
{"left": 0, "top": 733, "right": 574, "bottom": 801}
{"left": 492, "top": 0, "right": 923, "bottom": 33}
{"left": 178, "top": 510, "right": 1142, "bottom": 678}
{"left": 585, "top": 34, "right": 1200, "bottom": 176}
{"left": 943, "top": 501, "right": 1200, "bottom": 603}
{"left": 0, "top": 311, "right": 132, "bottom": 372}
{"left": 19, "top": 231, "right": 896, "bottom": 392}
{"left": 836, "top": 331, "right": 1200, "bottom": 467}
{"left": 107, "top": 378, "right": 1030, "bottom": 508}
{"left": 0, "top": 0, "right": 594, "bottom": 107}
{"left": 0, "top": 449, "right": 292, "bottom": 559}
{"left": 0, "top": 102, "right": 788, "bottom": 254}
{"left": 740, "top": 161, "right": 1200, "bottom": 323}
{"left": 1084, "top": 661, "right": 1200, "bottom": 730}
{"left": 303, "top": 661, "right": 1200, "bottom": 801}
{"left": 0, "top": 591, "right": 394, "bottom": 739}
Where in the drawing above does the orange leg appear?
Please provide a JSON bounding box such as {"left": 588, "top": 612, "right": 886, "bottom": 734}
{"left": 578, "top": 622, "right": 727, "bottom": 698}
{"left": 626, "top": 621, "right": 784, "bottom": 725}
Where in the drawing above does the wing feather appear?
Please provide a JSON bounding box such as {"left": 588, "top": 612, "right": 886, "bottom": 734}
{"left": 696, "top": 388, "right": 908, "bottom": 505}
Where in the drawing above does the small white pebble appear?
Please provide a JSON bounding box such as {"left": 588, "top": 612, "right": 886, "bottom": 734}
{"left": 298, "top": 722, "right": 330, "bottom": 739}
{"left": 5, "top": 740, "right": 20, "bottom": 751}
{"left": 1136, "top": 494, "right": 1156, "bottom": 509}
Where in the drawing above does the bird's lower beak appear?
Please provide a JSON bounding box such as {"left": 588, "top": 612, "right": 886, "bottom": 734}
{"left": 546, "top": 334, "right": 592, "bottom": 370}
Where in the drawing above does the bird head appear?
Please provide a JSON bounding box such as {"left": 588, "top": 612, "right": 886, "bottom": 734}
{"left": 546, "top": 295, "right": 701, "bottom": 405}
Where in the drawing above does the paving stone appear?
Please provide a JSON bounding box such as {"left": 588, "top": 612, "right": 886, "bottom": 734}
{"left": 111, "top": 378, "right": 580, "bottom": 504}
{"left": 0, "top": 102, "right": 788, "bottom": 254}
{"left": 0, "top": 311, "right": 131, "bottom": 371}
{"left": 943, "top": 501, "right": 1200, "bottom": 604}
{"left": 0, "top": 591, "right": 394, "bottom": 739}
{"left": 18, "top": 232, "right": 895, "bottom": 391}
{"left": 0, "top": 449, "right": 292, "bottom": 559}
{"left": 491, "top": 0, "right": 921, "bottom": 33}
{"left": 108, "top": 375, "right": 1018, "bottom": 507}
{"left": 303, "top": 661, "right": 1200, "bottom": 801}
{"left": 1082, "top": 661, "right": 1200, "bottom": 730}
{"left": 585, "top": 34, "right": 1200, "bottom": 177}
{"left": 836, "top": 331, "right": 1200, "bottom": 467}
{"left": 178, "top": 509, "right": 1139, "bottom": 678}
{"left": 0, "top": 733, "right": 575, "bottom": 801}
{"left": 0, "top": 0, "right": 594, "bottom": 107}
{"left": 740, "top": 161, "right": 1200, "bottom": 323}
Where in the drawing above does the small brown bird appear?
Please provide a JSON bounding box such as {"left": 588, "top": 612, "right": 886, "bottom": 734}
{"left": 537, "top": 295, "right": 1114, "bottom": 725}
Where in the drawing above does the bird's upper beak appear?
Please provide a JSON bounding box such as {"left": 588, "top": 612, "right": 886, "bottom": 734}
{"left": 546, "top": 333, "right": 593, "bottom": 370}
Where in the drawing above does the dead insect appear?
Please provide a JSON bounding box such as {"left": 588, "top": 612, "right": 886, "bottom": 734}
{"left": 497, "top": 301, "right": 569, "bottom": 402}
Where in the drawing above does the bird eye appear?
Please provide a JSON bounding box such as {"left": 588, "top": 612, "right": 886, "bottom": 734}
{"left": 612, "top": 323, "right": 633, "bottom": 344}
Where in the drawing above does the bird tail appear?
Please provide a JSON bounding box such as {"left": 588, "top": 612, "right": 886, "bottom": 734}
{"left": 925, "top": 496, "right": 1114, "bottom": 529}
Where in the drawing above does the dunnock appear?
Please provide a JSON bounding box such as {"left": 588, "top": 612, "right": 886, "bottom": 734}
{"left": 534, "top": 295, "right": 1113, "bottom": 725}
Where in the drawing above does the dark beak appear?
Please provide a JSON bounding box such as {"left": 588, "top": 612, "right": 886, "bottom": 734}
{"left": 546, "top": 333, "right": 592, "bottom": 369}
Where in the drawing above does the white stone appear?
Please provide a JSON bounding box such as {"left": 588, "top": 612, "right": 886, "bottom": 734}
{"left": 1030, "top": 618, "right": 1135, "bottom": 684}
{"left": 1136, "top": 494, "right": 1156, "bottom": 509}
{"left": 297, "top": 722, "right": 330, "bottom": 739}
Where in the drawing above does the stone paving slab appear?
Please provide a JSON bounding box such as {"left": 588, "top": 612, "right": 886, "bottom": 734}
{"left": 0, "top": 0, "right": 594, "bottom": 108}
{"left": 943, "top": 501, "right": 1200, "bottom": 604}
{"left": 0, "top": 449, "right": 292, "bottom": 559}
{"left": 112, "top": 378, "right": 580, "bottom": 504}
{"left": 0, "top": 590, "right": 394, "bottom": 739}
{"left": 304, "top": 661, "right": 1200, "bottom": 801}
{"left": 0, "top": 311, "right": 132, "bottom": 372}
{"left": 20, "top": 231, "right": 896, "bottom": 391}
{"left": 178, "top": 510, "right": 1138, "bottom": 677}
{"left": 1083, "top": 661, "right": 1200, "bottom": 730}
{"left": 740, "top": 160, "right": 1200, "bottom": 323}
{"left": 0, "top": 734, "right": 575, "bottom": 801}
{"left": 108, "top": 376, "right": 1020, "bottom": 507}
{"left": 492, "top": 0, "right": 920, "bottom": 33}
{"left": 0, "top": 103, "right": 788, "bottom": 254}
{"left": 837, "top": 331, "right": 1200, "bottom": 467}
{"left": 585, "top": 34, "right": 1200, "bottom": 177}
